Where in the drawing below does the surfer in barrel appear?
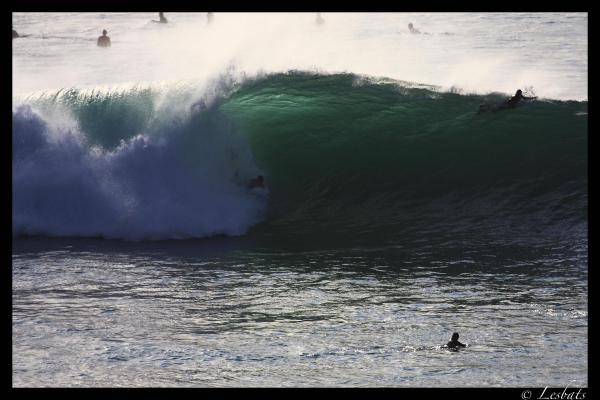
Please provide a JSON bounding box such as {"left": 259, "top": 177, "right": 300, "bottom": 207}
{"left": 479, "top": 89, "right": 537, "bottom": 112}
{"left": 248, "top": 175, "right": 265, "bottom": 189}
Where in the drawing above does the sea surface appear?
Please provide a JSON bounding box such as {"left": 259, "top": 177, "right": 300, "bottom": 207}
{"left": 12, "top": 12, "right": 587, "bottom": 387}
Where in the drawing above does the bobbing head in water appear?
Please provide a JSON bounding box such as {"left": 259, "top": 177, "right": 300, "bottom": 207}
{"left": 446, "top": 332, "right": 466, "bottom": 349}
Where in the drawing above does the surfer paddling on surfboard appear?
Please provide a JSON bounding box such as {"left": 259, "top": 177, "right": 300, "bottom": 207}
{"left": 479, "top": 89, "right": 537, "bottom": 113}
{"left": 505, "top": 89, "right": 537, "bottom": 107}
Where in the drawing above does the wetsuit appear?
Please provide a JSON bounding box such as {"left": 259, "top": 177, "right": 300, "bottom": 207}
{"left": 446, "top": 340, "right": 466, "bottom": 349}
{"left": 506, "top": 93, "right": 536, "bottom": 107}
{"left": 97, "top": 35, "right": 111, "bottom": 47}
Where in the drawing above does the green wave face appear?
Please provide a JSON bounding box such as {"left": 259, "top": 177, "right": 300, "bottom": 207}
{"left": 221, "top": 73, "right": 587, "bottom": 245}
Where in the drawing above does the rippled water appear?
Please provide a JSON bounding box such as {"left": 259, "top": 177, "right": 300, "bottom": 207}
{"left": 13, "top": 238, "right": 587, "bottom": 387}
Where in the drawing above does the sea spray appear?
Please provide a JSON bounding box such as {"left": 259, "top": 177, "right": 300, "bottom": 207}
{"left": 13, "top": 85, "right": 268, "bottom": 240}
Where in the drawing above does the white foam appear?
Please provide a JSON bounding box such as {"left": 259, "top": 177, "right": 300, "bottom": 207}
{"left": 12, "top": 102, "right": 268, "bottom": 240}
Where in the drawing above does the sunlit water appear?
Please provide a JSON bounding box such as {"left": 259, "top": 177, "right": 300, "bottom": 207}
{"left": 13, "top": 12, "right": 587, "bottom": 100}
{"left": 13, "top": 238, "right": 587, "bottom": 387}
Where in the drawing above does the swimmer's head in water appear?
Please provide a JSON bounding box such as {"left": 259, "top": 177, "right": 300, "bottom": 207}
{"left": 408, "top": 23, "right": 413, "bottom": 28}
{"left": 451, "top": 332, "right": 459, "bottom": 341}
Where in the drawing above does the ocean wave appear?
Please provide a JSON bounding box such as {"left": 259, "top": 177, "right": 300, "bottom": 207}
{"left": 12, "top": 87, "right": 267, "bottom": 240}
{"left": 12, "top": 72, "right": 587, "bottom": 243}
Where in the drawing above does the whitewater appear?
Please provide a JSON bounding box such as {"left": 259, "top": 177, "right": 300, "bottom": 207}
{"left": 12, "top": 12, "right": 587, "bottom": 388}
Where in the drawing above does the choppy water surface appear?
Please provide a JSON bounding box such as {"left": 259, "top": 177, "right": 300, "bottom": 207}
{"left": 13, "top": 238, "right": 587, "bottom": 387}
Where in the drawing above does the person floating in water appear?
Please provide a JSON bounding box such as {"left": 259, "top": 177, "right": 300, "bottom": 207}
{"left": 12, "top": 27, "right": 19, "bottom": 39}
{"left": 408, "top": 23, "right": 421, "bottom": 34}
{"left": 316, "top": 13, "right": 325, "bottom": 26}
{"left": 248, "top": 175, "right": 265, "bottom": 189}
{"left": 207, "top": 12, "right": 214, "bottom": 24}
{"left": 446, "top": 332, "right": 467, "bottom": 349}
{"left": 97, "top": 29, "right": 111, "bottom": 47}
{"left": 505, "top": 89, "right": 537, "bottom": 107}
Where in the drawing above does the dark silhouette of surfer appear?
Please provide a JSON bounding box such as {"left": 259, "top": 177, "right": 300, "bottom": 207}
{"left": 408, "top": 23, "right": 431, "bottom": 35}
{"left": 248, "top": 175, "right": 265, "bottom": 189}
{"left": 157, "top": 12, "right": 168, "bottom": 23}
{"left": 479, "top": 89, "right": 537, "bottom": 113}
{"left": 446, "top": 332, "right": 467, "bottom": 349}
{"left": 97, "top": 30, "right": 111, "bottom": 47}
{"left": 13, "top": 27, "right": 19, "bottom": 39}
{"left": 233, "top": 171, "right": 267, "bottom": 191}
{"left": 505, "top": 89, "right": 537, "bottom": 107}
{"left": 408, "top": 23, "right": 420, "bottom": 34}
